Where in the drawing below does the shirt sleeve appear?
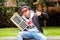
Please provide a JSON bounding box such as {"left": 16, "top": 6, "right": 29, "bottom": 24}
{"left": 38, "top": 12, "right": 49, "bottom": 20}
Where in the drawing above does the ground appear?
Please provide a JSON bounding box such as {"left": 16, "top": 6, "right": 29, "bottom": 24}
{"left": 0, "top": 27, "right": 60, "bottom": 37}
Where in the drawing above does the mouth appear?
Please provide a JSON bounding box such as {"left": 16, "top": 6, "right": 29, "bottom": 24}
{"left": 26, "top": 16, "right": 30, "bottom": 19}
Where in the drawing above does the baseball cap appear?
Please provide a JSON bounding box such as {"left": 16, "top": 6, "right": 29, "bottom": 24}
{"left": 19, "top": 6, "right": 29, "bottom": 13}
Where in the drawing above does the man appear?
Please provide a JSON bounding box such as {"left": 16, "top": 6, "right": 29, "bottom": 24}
{"left": 18, "top": 6, "right": 48, "bottom": 40}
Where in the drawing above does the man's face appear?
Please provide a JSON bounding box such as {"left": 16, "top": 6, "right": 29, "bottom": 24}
{"left": 22, "top": 9, "right": 30, "bottom": 18}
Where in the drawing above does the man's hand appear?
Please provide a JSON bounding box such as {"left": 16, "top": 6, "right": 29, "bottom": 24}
{"left": 35, "top": 10, "right": 41, "bottom": 16}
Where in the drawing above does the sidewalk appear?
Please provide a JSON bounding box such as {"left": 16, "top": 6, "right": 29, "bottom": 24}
{"left": 0, "top": 36, "right": 60, "bottom": 40}
{"left": 47, "top": 36, "right": 60, "bottom": 40}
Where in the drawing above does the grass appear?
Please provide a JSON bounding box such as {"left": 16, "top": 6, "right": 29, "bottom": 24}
{"left": 44, "top": 27, "right": 60, "bottom": 36}
{"left": 0, "top": 28, "right": 19, "bottom": 37}
{"left": 0, "top": 27, "right": 60, "bottom": 37}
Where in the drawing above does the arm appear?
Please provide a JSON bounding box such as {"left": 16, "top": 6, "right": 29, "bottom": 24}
{"left": 35, "top": 11, "right": 49, "bottom": 20}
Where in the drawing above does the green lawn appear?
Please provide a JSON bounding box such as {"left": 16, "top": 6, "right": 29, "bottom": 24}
{"left": 0, "top": 27, "right": 60, "bottom": 37}
{"left": 0, "top": 28, "right": 19, "bottom": 37}
{"left": 44, "top": 27, "right": 60, "bottom": 36}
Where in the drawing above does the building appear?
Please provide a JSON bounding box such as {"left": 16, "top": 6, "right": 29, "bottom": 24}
{"left": 6, "top": 0, "right": 17, "bottom": 7}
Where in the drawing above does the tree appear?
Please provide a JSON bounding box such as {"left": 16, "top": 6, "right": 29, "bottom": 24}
{"left": 39, "top": 0, "right": 55, "bottom": 27}
{"left": 40, "top": 0, "right": 55, "bottom": 12}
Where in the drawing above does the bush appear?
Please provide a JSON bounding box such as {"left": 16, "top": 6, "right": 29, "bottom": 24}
{"left": 0, "top": 7, "right": 18, "bottom": 28}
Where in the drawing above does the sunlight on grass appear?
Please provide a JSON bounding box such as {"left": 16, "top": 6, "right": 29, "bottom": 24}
{"left": 0, "top": 28, "right": 19, "bottom": 37}
{"left": 0, "top": 27, "right": 60, "bottom": 37}
{"left": 44, "top": 27, "right": 60, "bottom": 36}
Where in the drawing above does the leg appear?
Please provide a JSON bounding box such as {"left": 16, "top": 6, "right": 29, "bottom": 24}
{"left": 17, "top": 31, "right": 33, "bottom": 40}
{"left": 32, "top": 32, "right": 47, "bottom": 40}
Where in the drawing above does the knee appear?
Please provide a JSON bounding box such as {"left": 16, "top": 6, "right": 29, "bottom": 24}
{"left": 43, "top": 36, "right": 47, "bottom": 40}
{"left": 18, "top": 31, "right": 21, "bottom": 35}
{"left": 18, "top": 31, "right": 23, "bottom": 37}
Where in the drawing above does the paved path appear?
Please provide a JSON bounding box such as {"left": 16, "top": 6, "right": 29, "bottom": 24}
{"left": 47, "top": 36, "right": 60, "bottom": 40}
{"left": 0, "top": 37, "right": 17, "bottom": 40}
{"left": 0, "top": 36, "right": 60, "bottom": 40}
